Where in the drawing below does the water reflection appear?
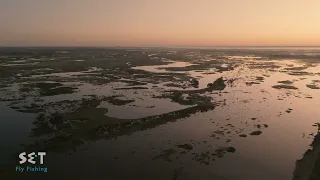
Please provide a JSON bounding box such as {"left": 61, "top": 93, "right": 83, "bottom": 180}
{"left": 0, "top": 48, "right": 320, "bottom": 180}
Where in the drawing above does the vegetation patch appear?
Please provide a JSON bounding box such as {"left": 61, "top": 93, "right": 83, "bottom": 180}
{"left": 272, "top": 85, "right": 298, "bottom": 90}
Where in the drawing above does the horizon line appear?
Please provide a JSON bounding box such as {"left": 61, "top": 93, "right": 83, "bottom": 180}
{"left": 1, "top": 45, "right": 320, "bottom": 48}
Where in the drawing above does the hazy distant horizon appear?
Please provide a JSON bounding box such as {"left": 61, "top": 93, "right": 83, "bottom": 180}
{"left": 1, "top": 45, "right": 320, "bottom": 50}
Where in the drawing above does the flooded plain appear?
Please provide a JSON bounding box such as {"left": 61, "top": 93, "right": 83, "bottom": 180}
{"left": 0, "top": 47, "right": 319, "bottom": 180}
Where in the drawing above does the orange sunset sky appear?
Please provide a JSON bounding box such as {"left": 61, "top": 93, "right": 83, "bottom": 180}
{"left": 1, "top": 0, "right": 320, "bottom": 47}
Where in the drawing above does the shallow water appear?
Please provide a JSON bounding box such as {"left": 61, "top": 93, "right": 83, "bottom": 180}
{"left": 132, "top": 61, "right": 196, "bottom": 73}
{"left": 0, "top": 48, "right": 319, "bottom": 180}
{"left": 0, "top": 104, "right": 35, "bottom": 166}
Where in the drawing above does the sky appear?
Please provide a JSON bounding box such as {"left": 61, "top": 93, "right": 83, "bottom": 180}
{"left": 1, "top": 0, "right": 320, "bottom": 47}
